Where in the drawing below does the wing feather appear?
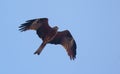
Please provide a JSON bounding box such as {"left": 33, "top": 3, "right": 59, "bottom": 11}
{"left": 19, "top": 19, "right": 37, "bottom": 31}
{"left": 61, "top": 30, "right": 76, "bottom": 60}
{"left": 19, "top": 18, "right": 49, "bottom": 32}
{"left": 49, "top": 30, "right": 77, "bottom": 60}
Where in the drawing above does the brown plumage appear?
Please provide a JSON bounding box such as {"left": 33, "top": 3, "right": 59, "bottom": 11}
{"left": 19, "top": 18, "right": 77, "bottom": 60}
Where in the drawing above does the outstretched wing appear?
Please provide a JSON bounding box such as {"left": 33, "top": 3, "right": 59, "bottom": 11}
{"left": 50, "top": 30, "right": 77, "bottom": 60}
{"left": 19, "top": 18, "right": 49, "bottom": 32}
{"left": 60, "top": 30, "right": 76, "bottom": 60}
{"left": 19, "top": 18, "right": 53, "bottom": 41}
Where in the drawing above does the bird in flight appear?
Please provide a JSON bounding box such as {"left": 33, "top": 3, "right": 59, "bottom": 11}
{"left": 19, "top": 18, "right": 77, "bottom": 60}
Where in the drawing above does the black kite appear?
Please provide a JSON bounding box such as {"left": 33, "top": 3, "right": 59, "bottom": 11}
{"left": 19, "top": 18, "right": 77, "bottom": 60}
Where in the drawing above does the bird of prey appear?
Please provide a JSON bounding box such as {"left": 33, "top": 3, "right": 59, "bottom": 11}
{"left": 19, "top": 18, "right": 77, "bottom": 60}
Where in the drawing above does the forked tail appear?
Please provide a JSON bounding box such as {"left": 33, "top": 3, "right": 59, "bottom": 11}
{"left": 34, "top": 42, "right": 46, "bottom": 55}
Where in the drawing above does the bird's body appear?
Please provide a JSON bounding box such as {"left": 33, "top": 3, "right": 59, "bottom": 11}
{"left": 19, "top": 18, "right": 77, "bottom": 60}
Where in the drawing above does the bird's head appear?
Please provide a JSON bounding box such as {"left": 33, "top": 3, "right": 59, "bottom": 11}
{"left": 53, "top": 26, "right": 59, "bottom": 31}
{"left": 19, "top": 18, "right": 48, "bottom": 32}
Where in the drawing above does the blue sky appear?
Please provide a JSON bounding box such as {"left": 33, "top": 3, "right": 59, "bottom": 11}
{"left": 0, "top": 0, "right": 120, "bottom": 74}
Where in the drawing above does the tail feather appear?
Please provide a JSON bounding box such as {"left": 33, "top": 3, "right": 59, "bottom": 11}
{"left": 34, "top": 42, "right": 46, "bottom": 55}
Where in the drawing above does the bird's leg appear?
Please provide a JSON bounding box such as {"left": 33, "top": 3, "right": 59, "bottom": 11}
{"left": 34, "top": 42, "right": 46, "bottom": 55}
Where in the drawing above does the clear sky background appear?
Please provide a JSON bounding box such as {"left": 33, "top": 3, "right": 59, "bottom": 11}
{"left": 0, "top": 0, "right": 120, "bottom": 74}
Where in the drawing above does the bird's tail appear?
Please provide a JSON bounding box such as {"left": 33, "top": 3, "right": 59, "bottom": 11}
{"left": 34, "top": 42, "right": 46, "bottom": 55}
